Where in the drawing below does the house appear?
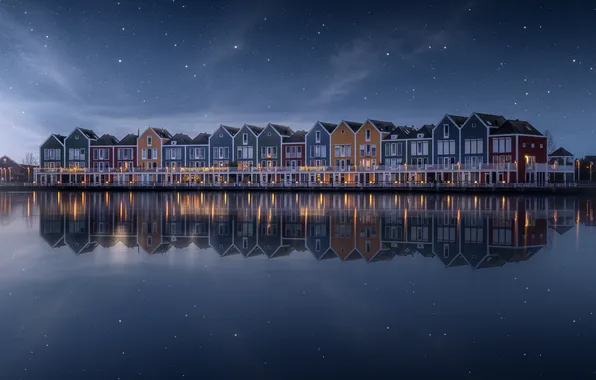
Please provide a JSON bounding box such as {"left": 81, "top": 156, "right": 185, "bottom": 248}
{"left": 64, "top": 128, "right": 98, "bottom": 184}
{"left": 355, "top": 119, "right": 395, "bottom": 183}
{"left": 355, "top": 208, "right": 382, "bottom": 261}
{"left": 90, "top": 134, "right": 119, "bottom": 183}
{"left": 306, "top": 121, "right": 337, "bottom": 182}
{"left": 330, "top": 121, "right": 360, "bottom": 183}
{"left": 258, "top": 123, "right": 293, "bottom": 182}
{"left": 548, "top": 147, "right": 576, "bottom": 183}
{"left": 209, "top": 125, "right": 238, "bottom": 170}
{"left": 40, "top": 134, "right": 66, "bottom": 174}
{"left": 114, "top": 133, "right": 137, "bottom": 183}
{"left": 186, "top": 133, "right": 210, "bottom": 182}
{"left": 382, "top": 125, "right": 414, "bottom": 183}
{"left": 489, "top": 119, "right": 546, "bottom": 183}
{"left": 460, "top": 113, "right": 507, "bottom": 180}
{"left": 0, "top": 156, "right": 36, "bottom": 183}
{"left": 282, "top": 130, "right": 306, "bottom": 182}
{"left": 234, "top": 124, "right": 262, "bottom": 182}
{"left": 408, "top": 124, "right": 434, "bottom": 182}
{"left": 330, "top": 209, "right": 356, "bottom": 260}
{"left": 433, "top": 115, "right": 467, "bottom": 181}
{"left": 163, "top": 133, "right": 192, "bottom": 171}
{"left": 137, "top": 127, "right": 172, "bottom": 183}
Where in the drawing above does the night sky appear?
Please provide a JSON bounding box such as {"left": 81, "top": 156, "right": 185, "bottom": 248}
{"left": 1, "top": 0, "right": 595, "bottom": 160}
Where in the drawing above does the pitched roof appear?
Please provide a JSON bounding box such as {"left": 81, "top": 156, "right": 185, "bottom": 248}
{"left": 475, "top": 113, "right": 507, "bottom": 127}
{"left": 549, "top": 147, "right": 574, "bottom": 157}
{"left": 446, "top": 115, "right": 468, "bottom": 127}
{"left": 245, "top": 125, "right": 264, "bottom": 135}
{"left": 118, "top": 133, "right": 138, "bottom": 146}
{"left": 417, "top": 124, "right": 434, "bottom": 138}
{"left": 368, "top": 119, "right": 396, "bottom": 133}
{"left": 318, "top": 121, "right": 338, "bottom": 133}
{"left": 283, "top": 130, "right": 307, "bottom": 143}
{"left": 91, "top": 134, "right": 119, "bottom": 146}
{"left": 269, "top": 123, "right": 294, "bottom": 137}
{"left": 165, "top": 133, "right": 193, "bottom": 145}
{"left": 53, "top": 134, "right": 66, "bottom": 144}
{"left": 191, "top": 133, "right": 210, "bottom": 145}
{"left": 0, "top": 155, "right": 22, "bottom": 169}
{"left": 152, "top": 128, "right": 172, "bottom": 139}
{"left": 384, "top": 125, "right": 415, "bottom": 140}
{"left": 491, "top": 119, "right": 543, "bottom": 136}
{"left": 340, "top": 120, "right": 363, "bottom": 132}
{"left": 78, "top": 128, "right": 99, "bottom": 140}
{"left": 222, "top": 125, "right": 240, "bottom": 136}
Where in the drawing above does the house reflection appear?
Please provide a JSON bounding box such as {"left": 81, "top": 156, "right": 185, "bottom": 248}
{"left": 30, "top": 191, "right": 596, "bottom": 269}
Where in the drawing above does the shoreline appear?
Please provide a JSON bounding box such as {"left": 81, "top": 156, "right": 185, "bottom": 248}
{"left": 0, "top": 184, "right": 592, "bottom": 195}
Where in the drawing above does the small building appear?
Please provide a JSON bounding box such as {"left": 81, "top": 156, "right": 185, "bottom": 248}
{"left": 234, "top": 124, "right": 263, "bottom": 182}
{"left": 548, "top": 147, "right": 576, "bottom": 183}
{"left": 0, "top": 156, "right": 36, "bottom": 183}
{"left": 90, "top": 134, "right": 119, "bottom": 183}
{"left": 433, "top": 114, "right": 467, "bottom": 182}
{"left": 382, "top": 125, "right": 414, "bottom": 183}
{"left": 282, "top": 130, "right": 306, "bottom": 182}
{"left": 258, "top": 123, "right": 293, "bottom": 183}
{"left": 460, "top": 113, "right": 507, "bottom": 178}
{"left": 407, "top": 124, "right": 434, "bottom": 182}
{"left": 330, "top": 121, "right": 360, "bottom": 184}
{"left": 40, "top": 134, "right": 66, "bottom": 170}
{"left": 137, "top": 127, "right": 172, "bottom": 183}
{"left": 355, "top": 119, "right": 395, "bottom": 183}
{"left": 65, "top": 128, "right": 98, "bottom": 183}
{"left": 186, "top": 133, "right": 210, "bottom": 183}
{"left": 306, "top": 121, "right": 337, "bottom": 182}
{"left": 209, "top": 125, "right": 238, "bottom": 173}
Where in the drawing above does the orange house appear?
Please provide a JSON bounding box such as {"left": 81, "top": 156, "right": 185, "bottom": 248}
{"left": 330, "top": 121, "right": 362, "bottom": 184}
{"left": 354, "top": 120, "right": 395, "bottom": 183}
{"left": 137, "top": 128, "right": 172, "bottom": 183}
{"left": 330, "top": 208, "right": 359, "bottom": 260}
{"left": 355, "top": 208, "right": 382, "bottom": 262}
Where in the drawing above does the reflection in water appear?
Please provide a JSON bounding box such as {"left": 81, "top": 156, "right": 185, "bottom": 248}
{"left": 1, "top": 191, "right": 587, "bottom": 269}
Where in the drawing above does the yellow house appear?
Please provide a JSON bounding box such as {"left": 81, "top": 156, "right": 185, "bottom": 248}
{"left": 355, "top": 120, "right": 395, "bottom": 183}
{"left": 330, "top": 121, "right": 362, "bottom": 184}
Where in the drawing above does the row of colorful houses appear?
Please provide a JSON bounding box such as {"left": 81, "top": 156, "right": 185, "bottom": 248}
{"left": 38, "top": 112, "right": 577, "bottom": 184}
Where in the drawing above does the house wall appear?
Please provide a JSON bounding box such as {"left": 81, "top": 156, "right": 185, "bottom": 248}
{"left": 186, "top": 145, "right": 209, "bottom": 168}
{"left": 65, "top": 129, "right": 90, "bottom": 168}
{"left": 209, "top": 126, "right": 234, "bottom": 166}
{"left": 282, "top": 142, "right": 305, "bottom": 168}
{"left": 407, "top": 138, "right": 433, "bottom": 166}
{"left": 257, "top": 125, "right": 282, "bottom": 167}
{"left": 305, "top": 123, "right": 330, "bottom": 166}
{"left": 355, "top": 209, "right": 381, "bottom": 261}
{"left": 306, "top": 213, "right": 330, "bottom": 256}
{"left": 234, "top": 126, "right": 259, "bottom": 168}
{"left": 518, "top": 136, "right": 547, "bottom": 182}
{"left": 355, "top": 120, "right": 381, "bottom": 168}
{"left": 433, "top": 116, "right": 461, "bottom": 166}
{"left": 382, "top": 137, "right": 407, "bottom": 166}
{"left": 114, "top": 146, "right": 137, "bottom": 170}
{"left": 40, "top": 136, "right": 64, "bottom": 169}
{"left": 90, "top": 146, "right": 115, "bottom": 171}
{"left": 460, "top": 114, "right": 490, "bottom": 164}
{"left": 138, "top": 129, "right": 165, "bottom": 170}
{"left": 162, "top": 145, "right": 186, "bottom": 169}
{"left": 330, "top": 210, "right": 355, "bottom": 260}
{"left": 331, "top": 123, "right": 355, "bottom": 168}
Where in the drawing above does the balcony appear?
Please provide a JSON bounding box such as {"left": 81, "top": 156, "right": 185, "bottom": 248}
{"left": 527, "top": 163, "right": 575, "bottom": 173}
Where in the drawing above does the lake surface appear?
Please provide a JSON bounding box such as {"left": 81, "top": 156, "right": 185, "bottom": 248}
{"left": 1, "top": 191, "right": 596, "bottom": 379}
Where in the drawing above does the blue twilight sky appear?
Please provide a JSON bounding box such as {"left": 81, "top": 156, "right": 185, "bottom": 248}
{"left": 0, "top": 0, "right": 595, "bottom": 160}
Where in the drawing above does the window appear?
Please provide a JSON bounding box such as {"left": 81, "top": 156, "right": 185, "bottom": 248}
{"left": 443, "top": 124, "right": 449, "bottom": 138}
{"left": 237, "top": 147, "right": 242, "bottom": 160}
{"left": 531, "top": 143, "right": 535, "bottom": 148}
{"left": 142, "top": 149, "right": 147, "bottom": 159}
{"left": 147, "top": 136, "right": 152, "bottom": 146}
{"left": 365, "top": 129, "right": 371, "bottom": 141}
{"left": 243, "top": 133, "right": 248, "bottom": 145}
{"left": 472, "top": 123, "right": 476, "bottom": 128}
{"left": 315, "top": 131, "right": 321, "bottom": 143}
{"left": 540, "top": 144, "right": 543, "bottom": 148}
{"left": 464, "top": 139, "right": 483, "bottom": 154}
{"left": 522, "top": 143, "right": 526, "bottom": 147}
{"left": 437, "top": 140, "right": 455, "bottom": 155}
{"left": 153, "top": 149, "right": 157, "bottom": 159}
{"left": 346, "top": 144, "right": 350, "bottom": 157}
{"left": 397, "top": 143, "right": 402, "bottom": 156}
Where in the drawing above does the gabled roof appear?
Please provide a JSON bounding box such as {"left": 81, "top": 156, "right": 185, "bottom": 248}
{"left": 318, "top": 121, "right": 338, "bottom": 133}
{"left": 152, "top": 128, "right": 172, "bottom": 139}
{"left": 283, "top": 130, "right": 307, "bottom": 143}
{"left": 191, "top": 133, "right": 210, "bottom": 145}
{"left": 384, "top": 125, "right": 415, "bottom": 140}
{"left": 549, "top": 147, "right": 574, "bottom": 157}
{"left": 367, "top": 119, "right": 396, "bottom": 133}
{"left": 245, "top": 124, "right": 265, "bottom": 136}
{"left": 165, "top": 133, "right": 193, "bottom": 145}
{"left": 444, "top": 114, "right": 468, "bottom": 127}
{"left": 269, "top": 123, "right": 294, "bottom": 137}
{"left": 53, "top": 134, "right": 66, "bottom": 145}
{"left": 91, "top": 134, "right": 119, "bottom": 146}
{"left": 78, "top": 128, "right": 99, "bottom": 140}
{"left": 417, "top": 124, "right": 434, "bottom": 138}
{"left": 475, "top": 113, "right": 507, "bottom": 128}
{"left": 339, "top": 120, "right": 363, "bottom": 132}
{"left": 222, "top": 125, "right": 240, "bottom": 136}
{"left": 0, "top": 155, "right": 23, "bottom": 169}
{"left": 118, "top": 134, "right": 138, "bottom": 146}
{"left": 491, "top": 119, "right": 543, "bottom": 136}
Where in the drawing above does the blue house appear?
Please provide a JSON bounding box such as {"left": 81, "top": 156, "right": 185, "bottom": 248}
{"left": 382, "top": 125, "right": 414, "bottom": 168}
{"left": 186, "top": 133, "right": 210, "bottom": 168}
{"left": 460, "top": 113, "right": 506, "bottom": 173}
{"left": 305, "top": 121, "right": 337, "bottom": 167}
{"left": 209, "top": 125, "right": 239, "bottom": 167}
{"left": 433, "top": 115, "right": 467, "bottom": 181}
{"left": 163, "top": 133, "right": 192, "bottom": 170}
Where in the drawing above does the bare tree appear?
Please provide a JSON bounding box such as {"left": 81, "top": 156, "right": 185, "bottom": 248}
{"left": 544, "top": 130, "right": 556, "bottom": 154}
{"left": 22, "top": 152, "right": 38, "bottom": 166}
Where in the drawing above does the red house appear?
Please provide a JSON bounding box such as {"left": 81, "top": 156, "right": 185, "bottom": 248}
{"left": 90, "top": 134, "right": 119, "bottom": 183}
{"left": 489, "top": 119, "right": 547, "bottom": 183}
{"left": 282, "top": 130, "right": 306, "bottom": 182}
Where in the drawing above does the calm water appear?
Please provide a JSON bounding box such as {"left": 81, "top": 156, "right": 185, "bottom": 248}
{"left": 1, "top": 191, "right": 596, "bottom": 379}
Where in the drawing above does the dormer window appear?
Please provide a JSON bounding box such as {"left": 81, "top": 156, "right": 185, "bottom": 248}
{"left": 243, "top": 133, "right": 248, "bottom": 145}
{"left": 391, "top": 135, "right": 397, "bottom": 140}
{"left": 315, "top": 131, "right": 321, "bottom": 143}
{"left": 172, "top": 141, "right": 177, "bottom": 145}
{"left": 147, "top": 136, "right": 152, "bottom": 146}
{"left": 418, "top": 133, "right": 424, "bottom": 138}
{"left": 443, "top": 124, "right": 449, "bottom": 139}
{"left": 365, "top": 129, "right": 371, "bottom": 141}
